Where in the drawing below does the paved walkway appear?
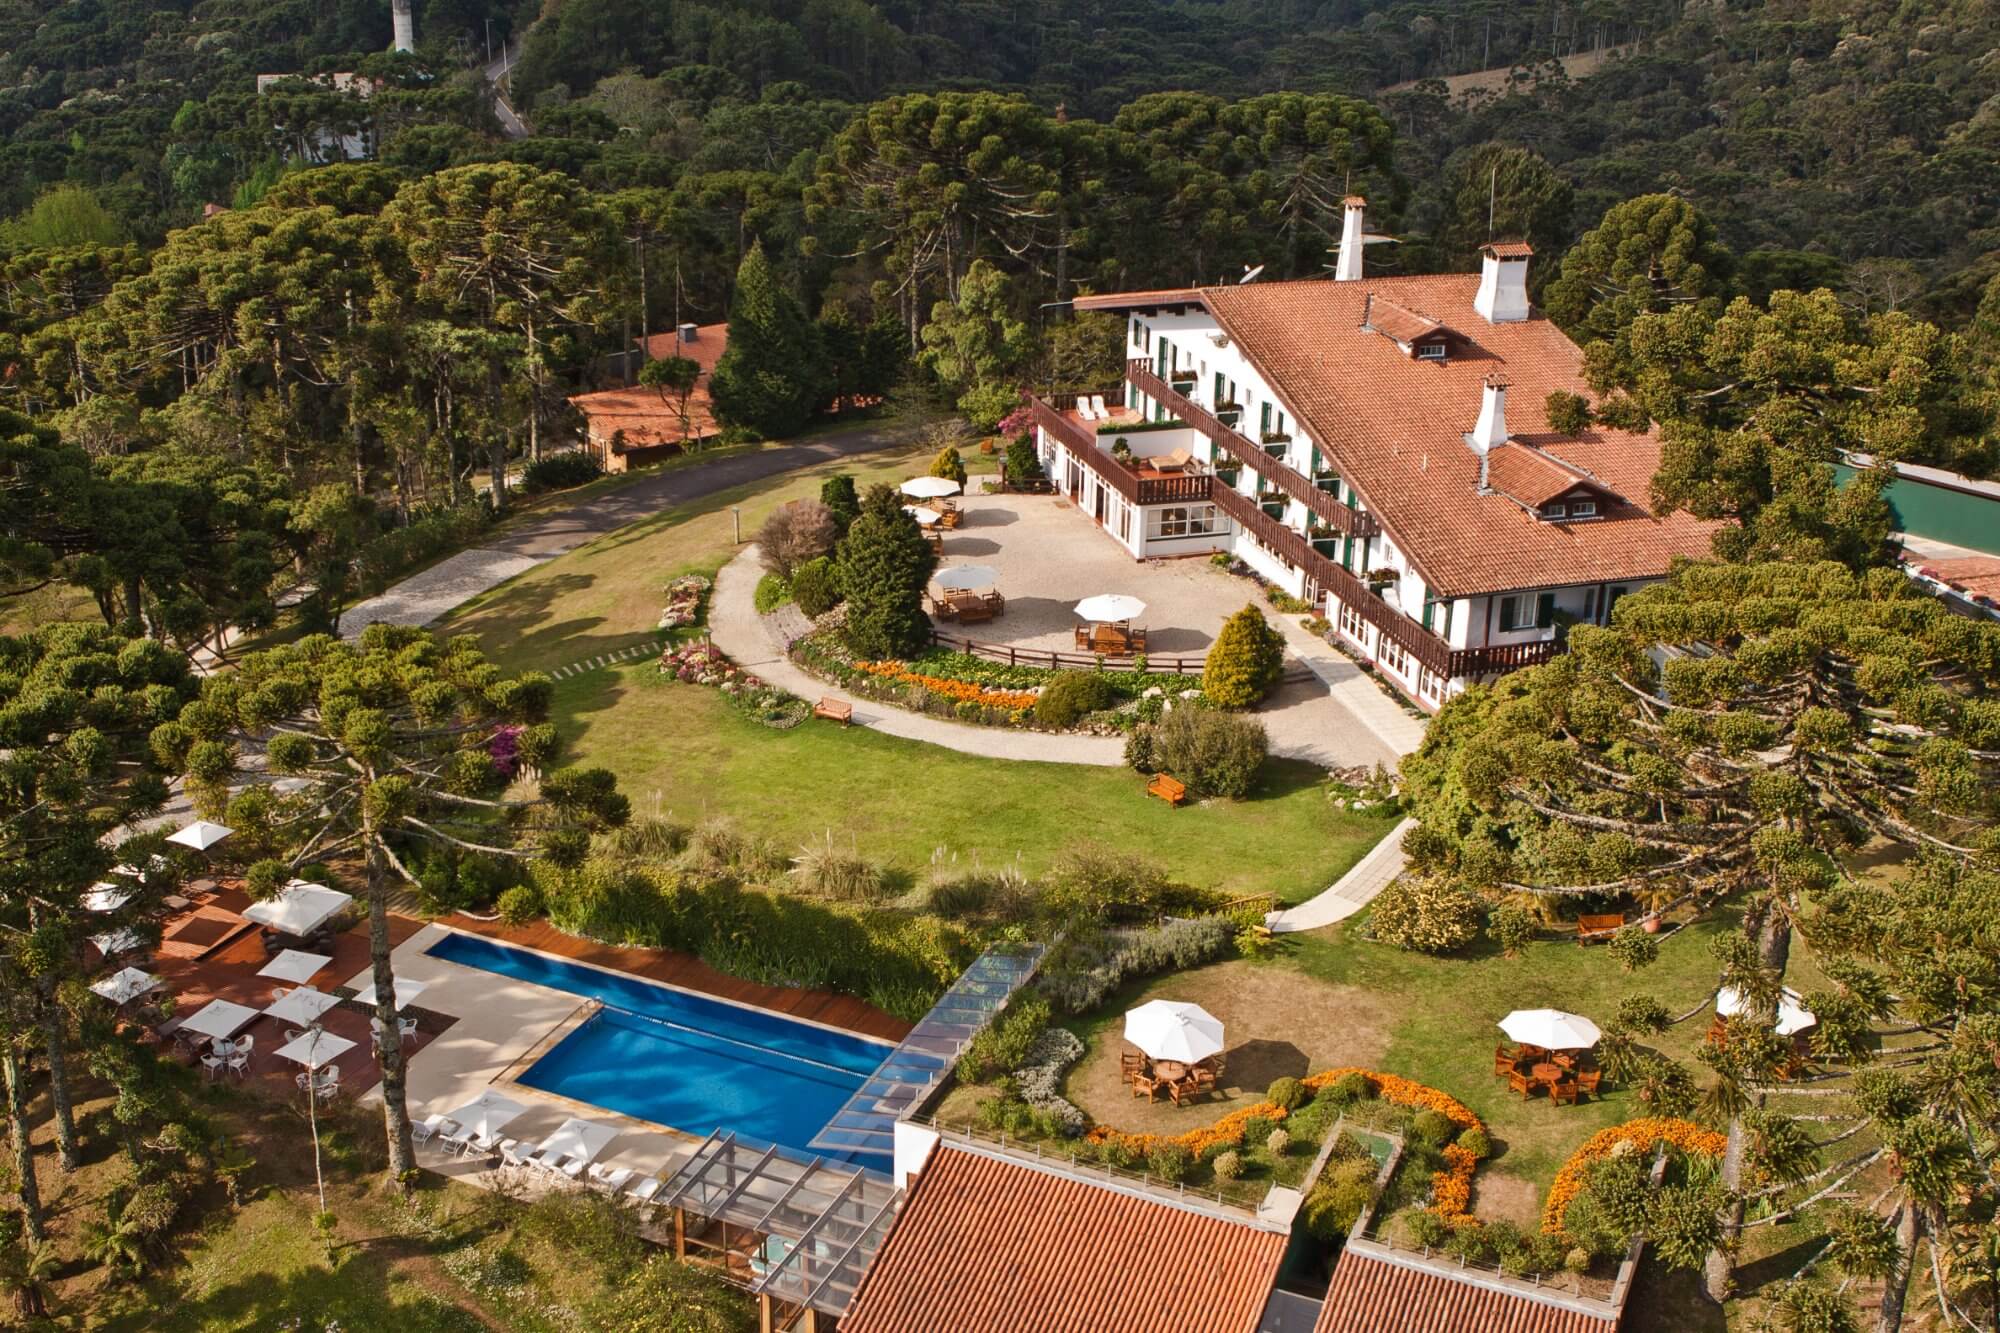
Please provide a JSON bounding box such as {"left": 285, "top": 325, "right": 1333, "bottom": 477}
{"left": 340, "top": 421, "right": 919, "bottom": 639}
{"left": 1267, "top": 816, "right": 1415, "bottom": 933}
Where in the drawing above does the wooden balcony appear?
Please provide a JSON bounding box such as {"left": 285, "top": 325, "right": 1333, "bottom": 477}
{"left": 1128, "top": 360, "right": 1379, "bottom": 540}
{"left": 1029, "top": 394, "right": 1213, "bottom": 506}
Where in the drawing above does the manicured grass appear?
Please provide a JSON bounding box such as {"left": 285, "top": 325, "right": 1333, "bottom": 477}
{"left": 548, "top": 662, "right": 1390, "bottom": 900}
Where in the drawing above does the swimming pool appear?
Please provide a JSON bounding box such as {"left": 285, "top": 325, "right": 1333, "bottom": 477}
{"left": 426, "top": 932, "right": 892, "bottom": 1166}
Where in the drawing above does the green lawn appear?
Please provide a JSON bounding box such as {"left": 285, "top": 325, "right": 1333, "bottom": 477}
{"left": 443, "top": 442, "right": 1393, "bottom": 900}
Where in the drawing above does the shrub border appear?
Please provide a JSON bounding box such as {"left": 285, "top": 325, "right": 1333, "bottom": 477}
{"left": 1540, "top": 1117, "right": 1728, "bottom": 1237}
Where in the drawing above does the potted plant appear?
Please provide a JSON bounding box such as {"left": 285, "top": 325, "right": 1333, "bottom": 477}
{"left": 1365, "top": 567, "right": 1397, "bottom": 591}
{"left": 1261, "top": 429, "right": 1291, "bottom": 445}
{"left": 1109, "top": 438, "right": 1135, "bottom": 465}
{"left": 1168, "top": 369, "right": 1197, "bottom": 392}
{"left": 1215, "top": 398, "right": 1242, "bottom": 427}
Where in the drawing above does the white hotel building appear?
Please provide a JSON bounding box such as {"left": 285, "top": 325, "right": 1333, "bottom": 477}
{"left": 1030, "top": 199, "right": 1719, "bottom": 711}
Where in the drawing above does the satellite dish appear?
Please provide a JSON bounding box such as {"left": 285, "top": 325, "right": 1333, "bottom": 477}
{"left": 1238, "top": 264, "right": 1266, "bottom": 285}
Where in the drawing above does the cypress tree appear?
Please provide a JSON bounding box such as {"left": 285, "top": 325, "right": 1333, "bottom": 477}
{"left": 709, "top": 242, "right": 827, "bottom": 438}
{"left": 820, "top": 474, "right": 860, "bottom": 535}
{"left": 837, "top": 484, "right": 938, "bottom": 659}
{"left": 1203, "top": 604, "right": 1286, "bottom": 707}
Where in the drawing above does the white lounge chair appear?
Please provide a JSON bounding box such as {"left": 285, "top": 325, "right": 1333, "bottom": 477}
{"left": 626, "top": 1176, "right": 663, "bottom": 1205}
{"left": 1087, "top": 394, "right": 1109, "bottom": 419}
{"left": 589, "top": 1163, "right": 635, "bottom": 1192}
{"left": 412, "top": 1114, "right": 456, "bottom": 1149}
{"left": 1075, "top": 397, "right": 1098, "bottom": 421}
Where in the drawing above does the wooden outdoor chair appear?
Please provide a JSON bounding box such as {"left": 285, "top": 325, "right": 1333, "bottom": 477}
{"left": 1550, "top": 1080, "right": 1581, "bottom": 1107}
{"left": 1120, "top": 1051, "right": 1145, "bottom": 1079}
{"left": 1515, "top": 1043, "right": 1548, "bottom": 1062}
{"left": 1494, "top": 1044, "right": 1518, "bottom": 1077}
{"left": 1131, "top": 1073, "right": 1160, "bottom": 1101}
{"left": 1167, "top": 1075, "right": 1201, "bottom": 1107}
{"left": 1507, "top": 1069, "right": 1534, "bottom": 1099}
{"left": 982, "top": 591, "right": 1005, "bottom": 616}
{"left": 939, "top": 508, "right": 962, "bottom": 530}
{"left": 1576, "top": 1069, "right": 1603, "bottom": 1099}
{"left": 1074, "top": 625, "right": 1092, "bottom": 651}
{"left": 1553, "top": 1051, "right": 1579, "bottom": 1071}
{"left": 1129, "top": 627, "right": 1148, "bottom": 652}
{"left": 929, "top": 594, "right": 957, "bottom": 620}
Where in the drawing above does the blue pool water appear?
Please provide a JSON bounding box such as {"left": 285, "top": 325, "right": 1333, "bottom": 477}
{"left": 426, "top": 932, "right": 892, "bottom": 1166}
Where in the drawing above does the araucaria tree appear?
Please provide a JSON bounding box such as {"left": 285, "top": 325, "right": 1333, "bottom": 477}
{"left": 709, "top": 242, "right": 827, "bottom": 439}
{"left": 153, "top": 626, "right": 629, "bottom": 1181}
{"left": 836, "top": 485, "right": 937, "bottom": 660}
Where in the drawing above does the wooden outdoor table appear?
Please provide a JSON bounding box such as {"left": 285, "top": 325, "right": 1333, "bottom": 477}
{"left": 1530, "top": 1061, "right": 1564, "bottom": 1085}
{"left": 1152, "top": 1060, "right": 1189, "bottom": 1083}
{"left": 950, "top": 594, "right": 994, "bottom": 623}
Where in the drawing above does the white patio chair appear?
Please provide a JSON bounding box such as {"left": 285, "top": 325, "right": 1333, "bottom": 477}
{"left": 412, "top": 1114, "right": 455, "bottom": 1149}
{"left": 233, "top": 1033, "right": 255, "bottom": 1056}
{"left": 284, "top": 1028, "right": 306, "bottom": 1045}
{"left": 226, "top": 1051, "right": 249, "bottom": 1078}
{"left": 398, "top": 1016, "right": 420, "bottom": 1043}
{"left": 1088, "top": 394, "right": 1109, "bottom": 419}
{"left": 497, "top": 1140, "right": 531, "bottom": 1169}
{"left": 201, "top": 1054, "right": 226, "bottom": 1080}
{"left": 269, "top": 986, "right": 293, "bottom": 1006}
{"left": 589, "top": 1163, "right": 635, "bottom": 1192}
{"left": 625, "top": 1176, "right": 663, "bottom": 1207}
{"left": 437, "top": 1123, "right": 477, "bottom": 1156}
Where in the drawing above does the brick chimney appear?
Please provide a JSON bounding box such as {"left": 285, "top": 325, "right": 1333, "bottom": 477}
{"left": 1474, "top": 241, "right": 1533, "bottom": 323}
{"left": 1466, "top": 373, "right": 1510, "bottom": 489}
{"left": 1335, "top": 196, "right": 1367, "bottom": 282}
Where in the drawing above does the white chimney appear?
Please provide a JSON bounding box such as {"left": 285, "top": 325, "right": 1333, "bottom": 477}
{"left": 1335, "top": 195, "right": 1367, "bottom": 282}
{"left": 1467, "top": 374, "right": 1510, "bottom": 490}
{"left": 391, "top": 0, "right": 414, "bottom": 53}
{"left": 1474, "top": 242, "right": 1532, "bottom": 322}
{"left": 678, "top": 322, "right": 699, "bottom": 344}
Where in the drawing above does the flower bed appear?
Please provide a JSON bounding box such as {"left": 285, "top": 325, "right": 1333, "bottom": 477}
{"left": 1085, "top": 1066, "right": 1489, "bottom": 1221}
{"left": 1540, "top": 1117, "right": 1727, "bottom": 1237}
{"left": 659, "top": 639, "right": 809, "bottom": 729}
{"left": 658, "top": 574, "right": 712, "bottom": 630}
{"left": 854, "top": 659, "right": 1039, "bottom": 711}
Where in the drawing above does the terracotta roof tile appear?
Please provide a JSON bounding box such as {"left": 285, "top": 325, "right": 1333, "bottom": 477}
{"left": 1315, "top": 1248, "right": 1617, "bottom": 1333}
{"left": 843, "top": 1145, "right": 1287, "bottom": 1333}
{"left": 1482, "top": 444, "right": 1616, "bottom": 509}
{"left": 570, "top": 323, "right": 728, "bottom": 447}
{"left": 1484, "top": 241, "right": 1536, "bottom": 258}
{"left": 1074, "top": 288, "right": 1205, "bottom": 310}
{"left": 1188, "top": 275, "right": 1721, "bottom": 598}
{"left": 1365, "top": 296, "right": 1445, "bottom": 347}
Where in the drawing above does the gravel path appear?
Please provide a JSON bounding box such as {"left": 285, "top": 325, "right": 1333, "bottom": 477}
{"left": 341, "top": 420, "right": 919, "bottom": 639}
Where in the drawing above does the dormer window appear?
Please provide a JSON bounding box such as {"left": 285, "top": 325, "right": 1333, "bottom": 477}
{"left": 1543, "top": 502, "right": 1566, "bottom": 519}
{"left": 1416, "top": 342, "right": 1446, "bottom": 361}
{"left": 1570, "top": 499, "right": 1597, "bottom": 518}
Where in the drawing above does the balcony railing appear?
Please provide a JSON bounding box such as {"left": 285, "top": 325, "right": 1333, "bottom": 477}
{"left": 1128, "top": 361, "right": 1378, "bottom": 540}
{"left": 1029, "top": 395, "right": 1213, "bottom": 507}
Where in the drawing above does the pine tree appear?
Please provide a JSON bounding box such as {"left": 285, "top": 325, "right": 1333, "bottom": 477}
{"left": 836, "top": 485, "right": 937, "bottom": 660}
{"left": 819, "top": 475, "right": 860, "bottom": 536}
{"left": 928, "top": 446, "right": 967, "bottom": 486}
{"left": 1202, "top": 604, "right": 1286, "bottom": 707}
{"left": 709, "top": 242, "right": 827, "bottom": 439}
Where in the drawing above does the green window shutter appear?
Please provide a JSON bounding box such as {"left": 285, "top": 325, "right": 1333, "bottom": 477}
{"left": 1422, "top": 599, "right": 1435, "bottom": 631}
{"left": 1499, "top": 597, "right": 1519, "bottom": 632}
{"left": 1261, "top": 402, "right": 1272, "bottom": 434}
{"left": 1536, "top": 593, "right": 1556, "bottom": 628}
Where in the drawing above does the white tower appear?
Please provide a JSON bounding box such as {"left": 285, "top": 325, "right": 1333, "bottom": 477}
{"left": 391, "top": 0, "right": 415, "bottom": 53}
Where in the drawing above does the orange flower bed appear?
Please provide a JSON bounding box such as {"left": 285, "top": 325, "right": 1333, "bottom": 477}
{"left": 1088, "top": 1066, "right": 1490, "bottom": 1224}
{"left": 853, "top": 660, "right": 1039, "bottom": 711}
{"left": 1540, "top": 1117, "right": 1729, "bottom": 1236}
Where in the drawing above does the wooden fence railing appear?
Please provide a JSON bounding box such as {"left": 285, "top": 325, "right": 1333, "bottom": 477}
{"left": 929, "top": 632, "right": 1205, "bottom": 674}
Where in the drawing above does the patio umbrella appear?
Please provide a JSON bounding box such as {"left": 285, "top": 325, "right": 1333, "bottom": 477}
{"left": 446, "top": 1090, "right": 529, "bottom": 1143}
{"left": 178, "top": 999, "right": 262, "bottom": 1041}
{"left": 91, "top": 967, "right": 159, "bottom": 1004}
{"left": 1497, "top": 1009, "right": 1603, "bottom": 1051}
{"left": 274, "top": 1028, "right": 356, "bottom": 1071}
{"left": 899, "top": 476, "right": 961, "bottom": 499}
{"left": 258, "top": 950, "right": 333, "bottom": 985}
{"left": 167, "top": 819, "right": 234, "bottom": 851}
{"left": 349, "top": 976, "right": 430, "bottom": 1011}
{"left": 81, "top": 882, "right": 133, "bottom": 913}
{"left": 902, "top": 505, "right": 943, "bottom": 526}
{"left": 264, "top": 987, "right": 342, "bottom": 1026}
{"left": 244, "top": 881, "right": 353, "bottom": 937}
{"left": 934, "top": 564, "right": 1000, "bottom": 592}
{"left": 1073, "top": 594, "right": 1147, "bottom": 623}
{"left": 90, "top": 929, "right": 145, "bottom": 956}
{"left": 536, "top": 1117, "right": 619, "bottom": 1165}
{"left": 1123, "top": 1000, "right": 1225, "bottom": 1064}
{"left": 1716, "top": 986, "right": 1817, "bottom": 1037}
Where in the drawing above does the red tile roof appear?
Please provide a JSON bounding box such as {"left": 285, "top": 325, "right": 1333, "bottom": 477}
{"left": 1315, "top": 1247, "right": 1618, "bottom": 1333}
{"left": 1484, "top": 241, "right": 1536, "bottom": 258}
{"left": 1364, "top": 295, "right": 1446, "bottom": 346}
{"left": 843, "top": 1145, "right": 1287, "bottom": 1333}
{"left": 569, "top": 322, "right": 728, "bottom": 448}
{"left": 1185, "top": 275, "right": 1720, "bottom": 597}
{"left": 1482, "top": 444, "right": 1617, "bottom": 509}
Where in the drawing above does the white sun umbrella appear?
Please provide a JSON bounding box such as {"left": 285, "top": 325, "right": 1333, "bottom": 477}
{"left": 178, "top": 998, "right": 262, "bottom": 1041}
{"left": 1716, "top": 986, "right": 1818, "bottom": 1037}
{"left": 264, "top": 986, "right": 342, "bottom": 1026}
{"left": 91, "top": 967, "right": 160, "bottom": 1005}
{"left": 902, "top": 505, "right": 943, "bottom": 526}
{"left": 536, "top": 1116, "right": 619, "bottom": 1165}
{"left": 1073, "top": 594, "right": 1148, "bottom": 623}
{"left": 258, "top": 950, "right": 332, "bottom": 985}
{"left": 166, "top": 819, "right": 234, "bottom": 851}
{"left": 91, "top": 929, "right": 145, "bottom": 956}
{"left": 81, "top": 882, "right": 133, "bottom": 913}
{"left": 1123, "top": 1000, "right": 1226, "bottom": 1064}
{"left": 349, "top": 976, "right": 430, "bottom": 1011}
{"left": 934, "top": 564, "right": 1000, "bottom": 592}
{"left": 274, "top": 1028, "right": 356, "bottom": 1071}
{"left": 899, "top": 476, "right": 962, "bottom": 499}
{"left": 446, "top": 1090, "right": 529, "bottom": 1143}
{"left": 243, "top": 880, "right": 353, "bottom": 937}
{"left": 1497, "top": 1009, "right": 1603, "bottom": 1051}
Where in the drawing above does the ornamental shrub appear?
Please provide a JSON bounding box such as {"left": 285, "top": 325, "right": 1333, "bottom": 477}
{"left": 819, "top": 475, "right": 860, "bottom": 535}
{"left": 1368, "top": 876, "right": 1484, "bottom": 955}
{"left": 1148, "top": 705, "right": 1268, "bottom": 798}
{"left": 521, "top": 450, "right": 604, "bottom": 493}
{"left": 1149, "top": 1141, "right": 1195, "bottom": 1183}
{"left": 928, "top": 445, "right": 968, "bottom": 486}
{"left": 1456, "top": 1128, "right": 1491, "bottom": 1159}
{"left": 1409, "top": 1109, "right": 1454, "bottom": 1147}
{"left": 1488, "top": 902, "right": 1537, "bottom": 956}
{"left": 1265, "top": 1128, "right": 1291, "bottom": 1155}
{"left": 1035, "top": 671, "right": 1115, "bottom": 728}
{"left": 1212, "top": 1150, "right": 1243, "bottom": 1180}
{"left": 1301, "top": 1158, "right": 1376, "bottom": 1240}
{"left": 1004, "top": 436, "right": 1042, "bottom": 485}
{"left": 1266, "top": 1077, "right": 1308, "bottom": 1111}
{"left": 753, "top": 573, "right": 792, "bottom": 613}
{"left": 1240, "top": 1115, "right": 1276, "bottom": 1147}
{"left": 1202, "top": 604, "right": 1285, "bottom": 707}
{"left": 837, "top": 484, "right": 937, "bottom": 659}
{"left": 1444, "top": 1222, "right": 1490, "bottom": 1264}
{"left": 1328, "top": 1072, "right": 1372, "bottom": 1105}
{"left": 1123, "top": 726, "right": 1157, "bottom": 773}
{"left": 496, "top": 884, "right": 542, "bottom": 925}
{"left": 790, "top": 557, "right": 840, "bottom": 618}
{"left": 758, "top": 499, "right": 838, "bottom": 578}
{"left": 1609, "top": 924, "right": 1660, "bottom": 971}
{"left": 1404, "top": 1209, "right": 1449, "bottom": 1249}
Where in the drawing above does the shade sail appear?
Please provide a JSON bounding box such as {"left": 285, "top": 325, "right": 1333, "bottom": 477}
{"left": 179, "top": 999, "right": 262, "bottom": 1040}
{"left": 1716, "top": 986, "right": 1817, "bottom": 1036}
{"left": 257, "top": 950, "right": 332, "bottom": 984}
{"left": 445, "top": 1090, "right": 529, "bottom": 1142}
{"left": 274, "top": 1029, "right": 355, "bottom": 1070}
{"left": 167, "top": 819, "right": 234, "bottom": 851}
{"left": 1073, "top": 594, "right": 1147, "bottom": 623}
{"left": 349, "top": 976, "right": 429, "bottom": 1011}
{"left": 898, "top": 476, "right": 961, "bottom": 499}
{"left": 1497, "top": 1009, "right": 1603, "bottom": 1050}
{"left": 264, "top": 987, "right": 342, "bottom": 1026}
{"left": 933, "top": 565, "right": 999, "bottom": 592}
{"left": 1123, "top": 1000, "right": 1225, "bottom": 1064}
{"left": 537, "top": 1117, "right": 619, "bottom": 1164}
{"left": 91, "top": 967, "right": 159, "bottom": 1004}
{"left": 243, "top": 881, "right": 352, "bottom": 937}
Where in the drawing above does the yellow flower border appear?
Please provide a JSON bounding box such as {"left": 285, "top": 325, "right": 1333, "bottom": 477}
{"left": 853, "top": 660, "right": 1039, "bottom": 711}
{"left": 1540, "top": 1117, "right": 1728, "bottom": 1236}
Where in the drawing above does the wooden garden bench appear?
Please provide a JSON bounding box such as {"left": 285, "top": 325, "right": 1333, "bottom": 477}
{"left": 812, "top": 698, "right": 852, "bottom": 726}
{"left": 1147, "top": 773, "right": 1187, "bottom": 807}
{"left": 1575, "top": 912, "right": 1626, "bottom": 945}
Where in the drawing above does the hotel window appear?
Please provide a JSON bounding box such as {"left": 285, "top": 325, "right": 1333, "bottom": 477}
{"left": 1571, "top": 499, "right": 1597, "bottom": 517}
{"left": 1416, "top": 342, "right": 1446, "bottom": 361}
{"left": 1498, "top": 593, "right": 1558, "bottom": 632}
{"left": 1130, "top": 317, "right": 1142, "bottom": 348}
{"left": 1154, "top": 504, "right": 1223, "bottom": 538}
{"left": 1378, "top": 637, "right": 1408, "bottom": 677}
{"left": 1260, "top": 402, "right": 1272, "bottom": 435}
{"left": 1339, "top": 600, "right": 1368, "bottom": 644}
{"left": 1543, "top": 502, "right": 1567, "bottom": 519}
